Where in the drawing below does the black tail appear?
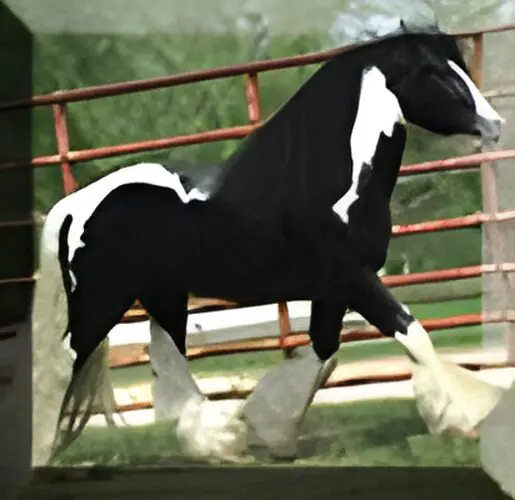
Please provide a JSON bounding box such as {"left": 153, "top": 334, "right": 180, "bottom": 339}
{"left": 58, "top": 214, "right": 73, "bottom": 341}
{"left": 50, "top": 213, "right": 92, "bottom": 460}
{"left": 50, "top": 214, "right": 119, "bottom": 462}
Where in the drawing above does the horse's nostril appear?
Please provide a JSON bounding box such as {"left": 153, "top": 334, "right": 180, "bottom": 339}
{"left": 475, "top": 115, "right": 502, "bottom": 142}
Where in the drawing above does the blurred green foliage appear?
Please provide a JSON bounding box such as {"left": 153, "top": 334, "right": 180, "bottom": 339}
{"left": 31, "top": 32, "right": 483, "bottom": 273}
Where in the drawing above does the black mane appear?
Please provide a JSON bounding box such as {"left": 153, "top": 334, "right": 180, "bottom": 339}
{"left": 377, "top": 18, "right": 442, "bottom": 38}
{"left": 342, "top": 18, "right": 443, "bottom": 52}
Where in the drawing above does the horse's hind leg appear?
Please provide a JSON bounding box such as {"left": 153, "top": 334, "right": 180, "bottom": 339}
{"left": 138, "top": 288, "right": 203, "bottom": 422}
{"left": 240, "top": 299, "right": 343, "bottom": 459}
{"left": 140, "top": 287, "right": 248, "bottom": 463}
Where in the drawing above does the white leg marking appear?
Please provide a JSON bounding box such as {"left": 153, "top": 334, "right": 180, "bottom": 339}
{"left": 394, "top": 320, "right": 439, "bottom": 368}
{"left": 395, "top": 320, "right": 505, "bottom": 437}
{"left": 240, "top": 344, "right": 337, "bottom": 457}
{"left": 149, "top": 318, "right": 203, "bottom": 422}
{"left": 333, "top": 66, "right": 405, "bottom": 223}
{"left": 448, "top": 60, "right": 504, "bottom": 123}
{"left": 176, "top": 396, "right": 248, "bottom": 462}
{"left": 400, "top": 303, "right": 411, "bottom": 315}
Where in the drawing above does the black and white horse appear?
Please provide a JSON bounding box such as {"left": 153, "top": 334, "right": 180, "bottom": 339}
{"left": 32, "top": 20, "right": 506, "bottom": 464}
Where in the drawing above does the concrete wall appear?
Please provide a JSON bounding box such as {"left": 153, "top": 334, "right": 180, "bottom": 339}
{"left": 0, "top": 3, "right": 34, "bottom": 497}
{"left": 0, "top": 322, "right": 32, "bottom": 496}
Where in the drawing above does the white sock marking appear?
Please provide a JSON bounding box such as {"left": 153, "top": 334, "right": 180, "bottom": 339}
{"left": 333, "top": 66, "right": 405, "bottom": 224}
{"left": 394, "top": 320, "right": 439, "bottom": 368}
{"left": 176, "top": 396, "right": 247, "bottom": 462}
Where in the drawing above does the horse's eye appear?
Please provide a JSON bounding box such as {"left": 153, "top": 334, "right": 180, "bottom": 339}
{"left": 425, "top": 68, "right": 471, "bottom": 106}
{"left": 445, "top": 74, "right": 473, "bottom": 105}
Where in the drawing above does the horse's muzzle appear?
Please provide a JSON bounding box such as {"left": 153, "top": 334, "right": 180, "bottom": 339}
{"left": 475, "top": 114, "right": 503, "bottom": 143}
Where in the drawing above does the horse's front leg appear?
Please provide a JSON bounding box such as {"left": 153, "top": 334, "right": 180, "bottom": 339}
{"left": 240, "top": 299, "right": 344, "bottom": 458}
{"left": 349, "top": 266, "right": 505, "bottom": 438}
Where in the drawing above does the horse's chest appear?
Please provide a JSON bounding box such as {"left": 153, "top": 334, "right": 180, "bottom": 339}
{"left": 345, "top": 192, "right": 392, "bottom": 268}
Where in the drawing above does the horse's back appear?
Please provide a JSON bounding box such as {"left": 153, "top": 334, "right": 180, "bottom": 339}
{"left": 74, "top": 182, "right": 297, "bottom": 295}
{"left": 43, "top": 163, "right": 184, "bottom": 256}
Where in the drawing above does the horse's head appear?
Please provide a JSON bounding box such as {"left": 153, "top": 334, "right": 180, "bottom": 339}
{"left": 381, "top": 20, "right": 503, "bottom": 142}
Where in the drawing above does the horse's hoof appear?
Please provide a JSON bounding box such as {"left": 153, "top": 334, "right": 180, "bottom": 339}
{"left": 411, "top": 359, "right": 505, "bottom": 436}
{"left": 176, "top": 397, "right": 248, "bottom": 462}
{"left": 240, "top": 348, "right": 337, "bottom": 458}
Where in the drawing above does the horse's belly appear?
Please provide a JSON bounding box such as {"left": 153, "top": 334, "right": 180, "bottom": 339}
{"left": 186, "top": 237, "right": 314, "bottom": 303}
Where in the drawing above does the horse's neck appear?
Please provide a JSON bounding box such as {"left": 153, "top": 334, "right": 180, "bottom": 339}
{"left": 213, "top": 45, "right": 405, "bottom": 224}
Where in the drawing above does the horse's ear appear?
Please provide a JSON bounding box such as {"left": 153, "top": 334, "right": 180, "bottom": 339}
{"left": 399, "top": 19, "right": 407, "bottom": 31}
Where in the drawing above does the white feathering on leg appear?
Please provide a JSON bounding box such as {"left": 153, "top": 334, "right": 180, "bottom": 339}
{"left": 394, "top": 320, "right": 505, "bottom": 437}
{"left": 175, "top": 395, "right": 249, "bottom": 463}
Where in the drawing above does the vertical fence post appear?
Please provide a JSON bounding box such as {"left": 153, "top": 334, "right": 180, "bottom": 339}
{"left": 277, "top": 301, "right": 295, "bottom": 358}
{"left": 472, "top": 33, "right": 515, "bottom": 362}
{"left": 52, "top": 100, "right": 77, "bottom": 195}
{"left": 470, "top": 34, "right": 484, "bottom": 89}
{"left": 243, "top": 72, "right": 294, "bottom": 358}
{"left": 244, "top": 72, "right": 261, "bottom": 126}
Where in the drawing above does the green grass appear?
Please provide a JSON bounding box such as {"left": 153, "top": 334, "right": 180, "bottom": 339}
{"left": 63, "top": 297, "right": 484, "bottom": 469}
{"left": 57, "top": 400, "right": 479, "bottom": 467}
{"left": 407, "top": 296, "right": 480, "bottom": 319}
{"left": 110, "top": 297, "right": 483, "bottom": 388}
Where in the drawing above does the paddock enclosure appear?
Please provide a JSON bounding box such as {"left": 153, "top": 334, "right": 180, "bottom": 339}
{"left": 1, "top": 18, "right": 515, "bottom": 499}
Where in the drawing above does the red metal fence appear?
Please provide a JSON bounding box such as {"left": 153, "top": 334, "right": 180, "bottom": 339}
{"left": 2, "top": 23, "right": 515, "bottom": 392}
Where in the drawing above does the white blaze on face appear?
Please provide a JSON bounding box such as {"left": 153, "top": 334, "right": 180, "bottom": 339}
{"left": 332, "top": 66, "right": 405, "bottom": 224}
{"left": 447, "top": 60, "right": 504, "bottom": 123}
{"left": 42, "top": 163, "right": 209, "bottom": 290}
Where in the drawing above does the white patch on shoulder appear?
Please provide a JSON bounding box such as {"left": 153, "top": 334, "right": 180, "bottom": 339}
{"left": 332, "top": 66, "right": 405, "bottom": 224}
{"left": 447, "top": 60, "right": 503, "bottom": 123}
{"left": 43, "top": 163, "right": 207, "bottom": 270}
